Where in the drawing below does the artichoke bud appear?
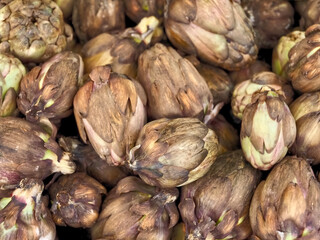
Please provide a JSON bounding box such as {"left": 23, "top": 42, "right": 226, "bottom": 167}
{"left": 72, "top": 0, "right": 125, "bottom": 43}
{"left": 91, "top": 176, "right": 179, "bottom": 240}
{"left": 138, "top": 43, "right": 219, "bottom": 121}
{"left": 49, "top": 172, "right": 106, "bottom": 228}
{"left": 232, "top": 71, "right": 294, "bottom": 120}
{"left": 0, "top": 53, "right": 26, "bottom": 117}
{"left": 242, "top": 0, "right": 294, "bottom": 49}
{"left": 179, "top": 150, "right": 261, "bottom": 240}
{"left": 250, "top": 156, "right": 320, "bottom": 239}
{"left": 58, "top": 136, "right": 129, "bottom": 187}
{"left": 289, "top": 92, "right": 320, "bottom": 165}
{"left": 295, "top": 0, "right": 320, "bottom": 30}
{"left": 164, "top": 0, "right": 258, "bottom": 71}
{"left": 54, "top": 0, "right": 74, "bottom": 19}
{"left": 272, "top": 30, "right": 305, "bottom": 79}
{"left": 0, "top": 0, "right": 73, "bottom": 63}
{"left": 82, "top": 16, "right": 160, "bottom": 78}
{"left": 240, "top": 90, "right": 296, "bottom": 170}
{"left": 17, "top": 51, "right": 84, "bottom": 125}
{"left": 129, "top": 117, "right": 221, "bottom": 188}
{"left": 124, "top": 0, "right": 165, "bottom": 23}
{"left": 288, "top": 24, "right": 320, "bottom": 93}
{"left": 0, "top": 178, "right": 56, "bottom": 240}
{"left": 0, "top": 117, "right": 76, "bottom": 189}
{"left": 73, "top": 65, "right": 147, "bottom": 166}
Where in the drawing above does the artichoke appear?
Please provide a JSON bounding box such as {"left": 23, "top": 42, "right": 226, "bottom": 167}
{"left": 288, "top": 24, "right": 320, "bottom": 93}
{"left": 179, "top": 150, "right": 261, "bottom": 240}
{"left": 289, "top": 91, "right": 320, "bottom": 165}
{"left": 72, "top": 0, "right": 125, "bottom": 43}
{"left": 0, "top": 0, "right": 73, "bottom": 63}
{"left": 0, "top": 117, "right": 76, "bottom": 189}
{"left": 129, "top": 117, "right": 221, "bottom": 188}
{"left": 295, "top": 0, "right": 320, "bottom": 30}
{"left": 17, "top": 51, "right": 83, "bottom": 126}
{"left": 250, "top": 156, "right": 320, "bottom": 239}
{"left": 91, "top": 176, "right": 179, "bottom": 240}
{"left": 82, "top": 16, "right": 160, "bottom": 78}
{"left": 49, "top": 172, "right": 106, "bottom": 228}
{"left": 138, "top": 43, "right": 220, "bottom": 122}
{"left": 232, "top": 71, "right": 294, "bottom": 120}
{"left": 240, "top": 90, "right": 296, "bottom": 170}
{"left": 124, "top": 0, "right": 165, "bottom": 23}
{"left": 242, "top": 0, "right": 294, "bottom": 49}
{"left": 73, "top": 65, "right": 147, "bottom": 166}
{"left": 272, "top": 30, "right": 306, "bottom": 79}
{"left": 58, "top": 136, "right": 129, "bottom": 187}
{"left": 164, "top": 0, "right": 258, "bottom": 71}
{"left": 0, "top": 178, "right": 56, "bottom": 240}
{"left": 0, "top": 53, "right": 26, "bottom": 117}
{"left": 54, "top": 0, "right": 74, "bottom": 19}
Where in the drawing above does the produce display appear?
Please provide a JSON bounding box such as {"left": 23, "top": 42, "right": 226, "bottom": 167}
{"left": 1, "top": 0, "right": 320, "bottom": 239}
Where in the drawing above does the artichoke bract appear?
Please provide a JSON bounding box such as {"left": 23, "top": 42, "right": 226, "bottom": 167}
{"left": 179, "top": 150, "right": 261, "bottom": 240}
{"left": 129, "top": 117, "right": 220, "bottom": 188}
{"left": 73, "top": 65, "right": 147, "bottom": 166}
{"left": 91, "top": 176, "right": 179, "bottom": 240}
{"left": 124, "top": 0, "right": 165, "bottom": 23}
{"left": 82, "top": 16, "right": 160, "bottom": 78}
{"left": 290, "top": 92, "right": 320, "bottom": 165}
{"left": 58, "top": 136, "right": 129, "bottom": 187}
{"left": 242, "top": 0, "right": 294, "bottom": 49}
{"left": 250, "top": 156, "right": 320, "bottom": 239}
{"left": 72, "top": 0, "right": 125, "bottom": 43}
{"left": 240, "top": 90, "right": 296, "bottom": 170}
{"left": 288, "top": 24, "right": 320, "bottom": 93}
{"left": 137, "top": 43, "right": 220, "bottom": 122}
{"left": 272, "top": 30, "right": 305, "bottom": 79}
{"left": 0, "top": 117, "right": 76, "bottom": 189}
{"left": 164, "top": 0, "right": 258, "bottom": 71}
{"left": 0, "top": 178, "right": 56, "bottom": 240}
{"left": 49, "top": 172, "right": 106, "bottom": 228}
{"left": 231, "top": 71, "right": 294, "bottom": 120}
{"left": 295, "top": 0, "right": 320, "bottom": 30}
{"left": 0, "top": 0, "right": 73, "bottom": 63}
{"left": 17, "top": 51, "right": 83, "bottom": 126}
{"left": 54, "top": 0, "right": 74, "bottom": 19}
{"left": 0, "top": 53, "right": 26, "bottom": 117}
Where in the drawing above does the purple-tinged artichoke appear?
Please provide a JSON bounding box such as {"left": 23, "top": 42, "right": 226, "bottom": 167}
{"left": 137, "top": 43, "right": 221, "bottom": 122}
{"left": 242, "top": 0, "right": 294, "bottom": 49}
{"left": 129, "top": 117, "right": 221, "bottom": 188}
{"left": 82, "top": 16, "right": 160, "bottom": 78}
{"left": 0, "top": 178, "right": 56, "bottom": 240}
{"left": 73, "top": 65, "right": 147, "bottom": 166}
{"left": 49, "top": 172, "right": 106, "bottom": 228}
{"left": 124, "top": 0, "right": 165, "bottom": 23}
{"left": 17, "top": 51, "right": 83, "bottom": 126}
{"left": 0, "top": 53, "right": 26, "bottom": 117}
{"left": 91, "top": 176, "right": 179, "bottom": 240}
{"left": 179, "top": 150, "right": 261, "bottom": 240}
{"left": 232, "top": 71, "right": 294, "bottom": 120}
{"left": 164, "top": 0, "right": 258, "bottom": 71}
{"left": 72, "top": 0, "right": 125, "bottom": 43}
{"left": 288, "top": 24, "right": 320, "bottom": 93}
{"left": 0, "top": 117, "right": 76, "bottom": 189}
{"left": 241, "top": 90, "right": 296, "bottom": 170}
{"left": 0, "top": 0, "right": 73, "bottom": 63}
{"left": 250, "top": 156, "right": 320, "bottom": 239}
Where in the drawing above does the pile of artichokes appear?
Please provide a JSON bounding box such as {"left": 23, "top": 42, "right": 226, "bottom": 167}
{"left": 1, "top": 0, "right": 320, "bottom": 239}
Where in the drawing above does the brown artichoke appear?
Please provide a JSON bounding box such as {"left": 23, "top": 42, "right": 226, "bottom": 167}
{"left": 129, "top": 117, "right": 221, "bottom": 188}
{"left": 295, "top": 0, "right": 320, "bottom": 30}
{"left": 73, "top": 65, "right": 147, "bottom": 166}
{"left": 0, "top": 0, "right": 73, "bottom": 63}
{"left": 17, "top": 51, "right": 83, "bottom": 126}
{"left": 91, "top": 176, "right": 179, "bottom": 240}
{"left": 250, "top": 156, "right": 320, "bottom": 239}
{"left": 124, "top": 0, "right": 165, "bottom": 23}
{"left": 72, "top": 0, "right": 125, "bottom": 43}
{"left": 54, "top": 0, "right": 74, "bottom": 19}
{"left": 179, "top": 150, "right": 261, "bottom": 240}
{"left": 164, "top": 0, "right": 258, "bottom": 71}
